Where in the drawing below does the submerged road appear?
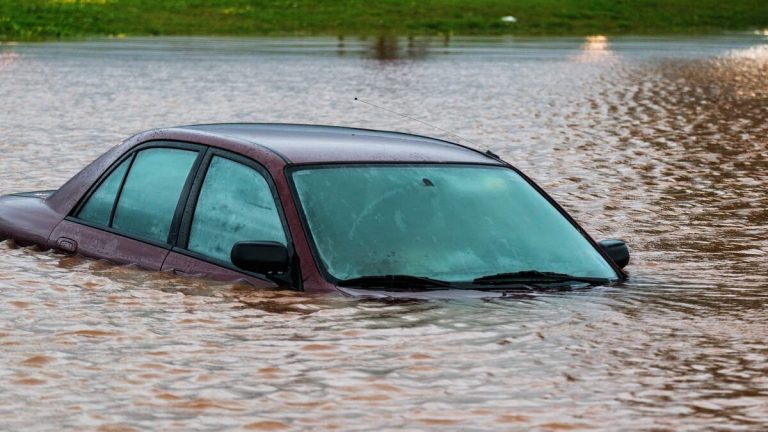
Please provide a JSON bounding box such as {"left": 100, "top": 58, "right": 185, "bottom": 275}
{"left": 0, "top": 34, "right": 766, "bottom": 430}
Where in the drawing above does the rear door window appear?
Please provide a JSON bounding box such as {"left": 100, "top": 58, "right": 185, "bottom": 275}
{"left": 112, "top": 148, "right": 198, "bottom": 243}
{"left": 186, "top": 156, "right": 286, "bottom": 265}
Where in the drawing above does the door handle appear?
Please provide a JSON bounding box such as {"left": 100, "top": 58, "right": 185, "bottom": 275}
{"left": 56, "top": 237, "right": 78, "bottom": 253}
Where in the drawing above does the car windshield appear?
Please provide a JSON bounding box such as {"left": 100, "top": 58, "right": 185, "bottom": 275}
{"left": 291, "top": 164, "right": 619, "bottom": 283}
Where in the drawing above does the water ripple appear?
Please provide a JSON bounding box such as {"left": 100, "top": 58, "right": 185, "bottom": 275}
{"left": 1, "top": 35, "right": 767, "bottom": 430}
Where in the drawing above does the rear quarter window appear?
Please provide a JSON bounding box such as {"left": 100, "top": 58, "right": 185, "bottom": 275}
{"left": 77, "top": 158, "right": 131, "bottom": 226}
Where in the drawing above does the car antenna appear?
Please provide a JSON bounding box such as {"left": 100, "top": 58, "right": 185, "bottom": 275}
{"left": 353, "top": 97, "right": 482, "bottom": 148}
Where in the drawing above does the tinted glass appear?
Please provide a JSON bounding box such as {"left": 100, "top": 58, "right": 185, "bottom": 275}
{"left": 188, "top": 156, "right": 286, "bottom": 264}
{"left": 77, "top": 157, "right": 131, "bottom": 226}
{"left": 112, "top": 148, "right": 197, "bottom": 243}
{"left": 292, "top": 165, "right": 618, "bottom": 282}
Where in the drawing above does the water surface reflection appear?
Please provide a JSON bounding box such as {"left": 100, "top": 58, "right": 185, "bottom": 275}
{"left": 0, "top": 35, "right": 767, "bottom": 430}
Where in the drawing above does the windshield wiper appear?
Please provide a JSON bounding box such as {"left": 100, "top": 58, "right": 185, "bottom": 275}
{"left": 337, "top": 274, "right": 453, "bottom": 290}
{"left": 472, "top": 270, "right": 610, "bottom": 286}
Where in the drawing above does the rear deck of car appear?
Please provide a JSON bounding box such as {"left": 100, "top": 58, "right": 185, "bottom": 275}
{"left": 175, "top": 123, "right": 501, "bottom": 165}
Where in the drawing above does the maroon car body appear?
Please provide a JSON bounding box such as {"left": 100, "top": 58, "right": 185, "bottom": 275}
{"left": 0, "top": 124, "right": 627, "bottom": 298}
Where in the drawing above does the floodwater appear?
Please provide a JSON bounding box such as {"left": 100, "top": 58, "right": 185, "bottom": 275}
{"left": 0, "top": 34, "right": 767, "bottom": 430}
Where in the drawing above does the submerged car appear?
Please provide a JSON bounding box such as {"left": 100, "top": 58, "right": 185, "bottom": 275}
{"left": 0, "top": 124, "right": 629, "bottom": 298}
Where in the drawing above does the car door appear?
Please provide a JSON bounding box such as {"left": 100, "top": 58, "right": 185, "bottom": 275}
{"left": 161, "top": 150, "right": 292, "bottom": 288}
{"left": 49, "top": 143, "right": 204, "bottom": 270}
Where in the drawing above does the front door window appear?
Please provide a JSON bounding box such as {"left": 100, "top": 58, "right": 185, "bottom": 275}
{"left": 187, "top": 156, "right": 286, "bottom": 265}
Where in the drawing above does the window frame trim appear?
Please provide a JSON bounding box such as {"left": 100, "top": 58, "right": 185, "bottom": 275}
{"left": 66, "top": 140, "right": 296, "bottom": 285}
{"left": 67, "top": 140, "right": 207, "bottom": 248}
{"left": 107, "top": 152, "right": 137, "bottom": 227}
{"left": 170, "top": 148, "right": 295, "bottom": 280}
{"left": 285, "top": 161, "right": 625, "bottom": 285}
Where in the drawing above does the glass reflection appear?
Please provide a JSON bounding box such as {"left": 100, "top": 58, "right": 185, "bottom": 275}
{"left": 572, "top": 35, "right": 616, "bottom": 63}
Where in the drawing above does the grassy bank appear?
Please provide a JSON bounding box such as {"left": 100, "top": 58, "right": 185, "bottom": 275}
{"left": 1, "top": 0, "right": 767, "bottom": 41}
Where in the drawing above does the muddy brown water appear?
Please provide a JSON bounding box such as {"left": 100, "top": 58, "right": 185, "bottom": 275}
{"left": 0, "top": 35, "right": 767, "bottom": 430}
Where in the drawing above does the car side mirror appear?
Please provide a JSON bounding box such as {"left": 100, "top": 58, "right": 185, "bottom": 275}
{"left": 231, "top": 241, "right": 290, "bottom": 274}
{"left": 598, "top": 239, "right": 630, "bottom": 269}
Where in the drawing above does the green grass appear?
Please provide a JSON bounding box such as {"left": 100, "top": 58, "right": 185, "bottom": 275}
{"left": 1, "top": 0, "right": 767, "bottom": 41}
